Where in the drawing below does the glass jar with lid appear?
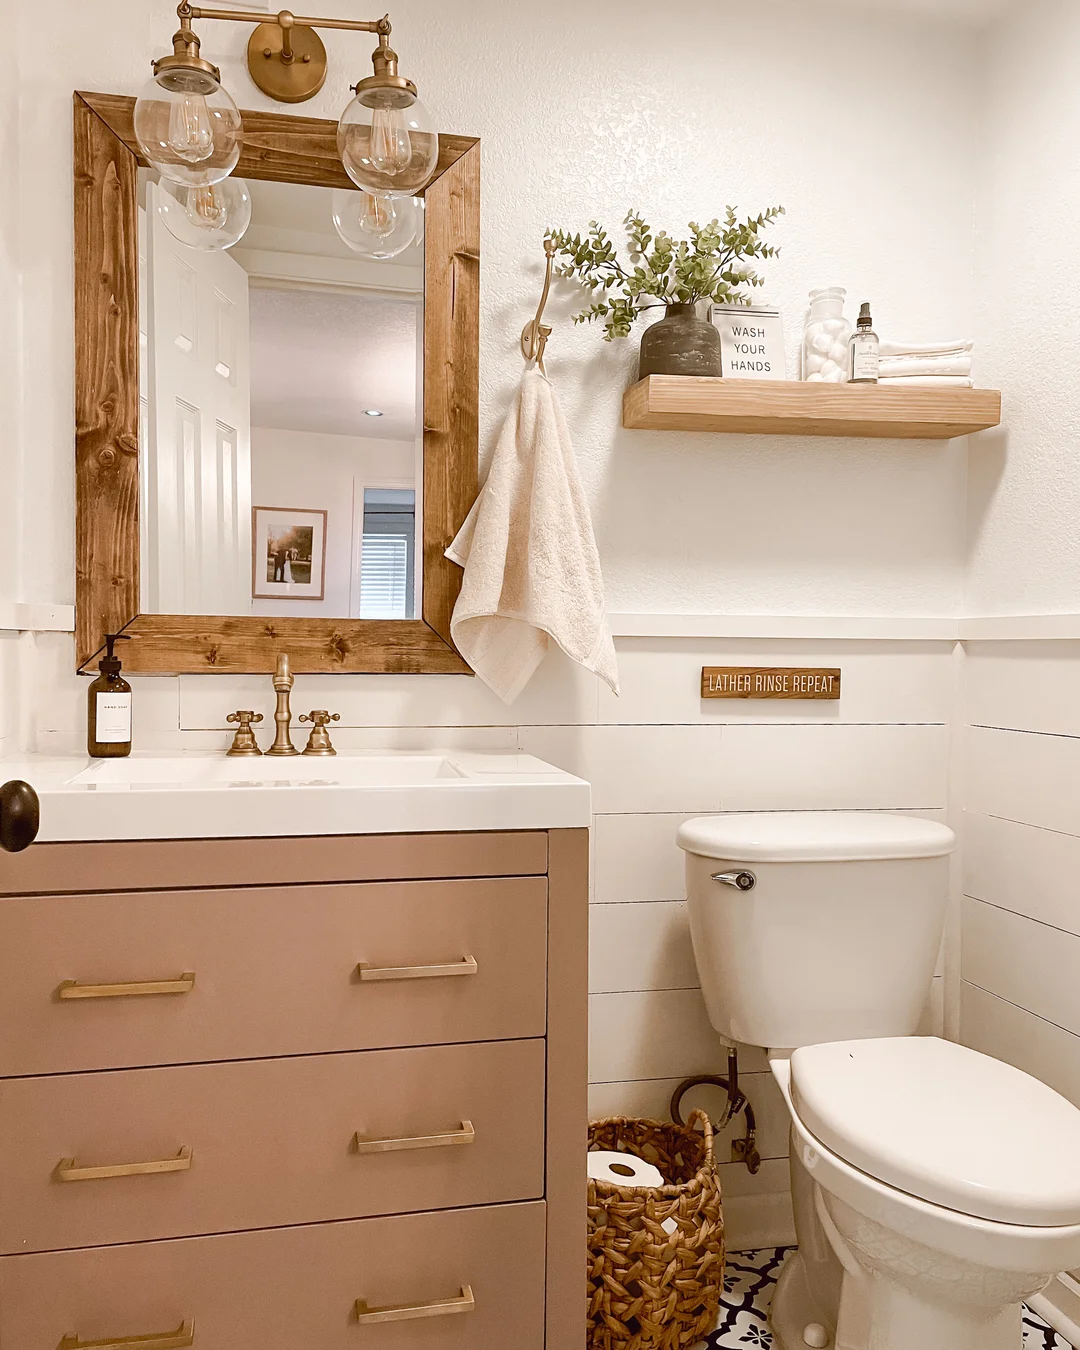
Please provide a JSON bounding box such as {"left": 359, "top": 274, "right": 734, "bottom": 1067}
{"left": 802, "top": 287, "right": 852, "bottom": 383}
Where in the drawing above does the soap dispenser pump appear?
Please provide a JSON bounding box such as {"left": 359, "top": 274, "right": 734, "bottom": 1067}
{"left": 87, "top": 633, "right": 133, "bottom": 758}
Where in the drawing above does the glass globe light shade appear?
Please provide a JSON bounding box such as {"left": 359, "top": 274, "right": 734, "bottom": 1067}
{"left": 157, "top": 176, "right": 252, "bottom": 252}
{"left": 331, "top": 188, "right": 421, "bottom": 259}
{"left": 134, "top": 70, "right": 242, "bottom": 187}
{"left": 337, "top": 90, "right": 438, "bottom": 198}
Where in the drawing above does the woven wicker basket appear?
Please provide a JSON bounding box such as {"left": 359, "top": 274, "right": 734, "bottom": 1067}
{"left": 587, "top": 1110, "right": 725, "bottom": 1350}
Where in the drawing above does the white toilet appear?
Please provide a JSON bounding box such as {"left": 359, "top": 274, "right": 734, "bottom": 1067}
{"left": 678, "top": 812, "right": 1080, "bottom": 1350}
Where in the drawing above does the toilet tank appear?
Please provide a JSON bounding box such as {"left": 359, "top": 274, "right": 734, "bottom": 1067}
{"left": 678, "top": 813, "right": 955, "bottom": 1050}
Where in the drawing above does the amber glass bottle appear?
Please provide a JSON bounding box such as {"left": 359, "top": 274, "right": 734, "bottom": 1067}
{"left": 87, "top": 634, "right": 132, "bottom": 758}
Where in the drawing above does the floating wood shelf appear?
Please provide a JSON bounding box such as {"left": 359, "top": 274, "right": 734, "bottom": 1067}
{"left": 622, "top": 376, "right": 1002, "bottom": 441}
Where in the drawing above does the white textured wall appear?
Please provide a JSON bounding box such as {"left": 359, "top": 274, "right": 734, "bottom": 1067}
{"left": 967, "top": 0, "right": 1080, "bottom": 614}
{"left": 2, "top": 0, "right": 986, "bottom": 1249}
{"left": 7, "top": 0, "right": 980, "bottom": 622}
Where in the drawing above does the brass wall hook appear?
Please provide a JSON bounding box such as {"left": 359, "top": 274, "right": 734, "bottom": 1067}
{"left": 521, "top": 237, "right": 557, "bottom": 374}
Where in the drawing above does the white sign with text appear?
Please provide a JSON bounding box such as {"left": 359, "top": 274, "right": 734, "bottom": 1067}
{"left": 711, "top": 304, "right": 787, "bottom": 380}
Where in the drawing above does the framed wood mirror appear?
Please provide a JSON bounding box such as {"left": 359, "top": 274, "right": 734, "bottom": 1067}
{"left": 74, "top": 91, "right": 478, "bottom": 675}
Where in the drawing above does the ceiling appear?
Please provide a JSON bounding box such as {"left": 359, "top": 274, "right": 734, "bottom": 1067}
{"left": 248, "top": 286, "right": 419, "bottom": 442}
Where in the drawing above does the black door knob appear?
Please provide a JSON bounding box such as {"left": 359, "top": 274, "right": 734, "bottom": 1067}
{"left": 0, "top": 781, "right": 39, "bottom": 853}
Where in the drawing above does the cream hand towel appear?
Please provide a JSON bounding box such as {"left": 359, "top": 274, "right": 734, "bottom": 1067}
{"left": 446, "top": 367, "right": 619, "bottom": 704}
{"left": 878, "top": 375, "right": 974, "bottom": 387}
{"left": 879, "top": 339, "right": 974, "bottom": 358}
{"left": 879, "top": 355, "right": 972, "bottom": 378}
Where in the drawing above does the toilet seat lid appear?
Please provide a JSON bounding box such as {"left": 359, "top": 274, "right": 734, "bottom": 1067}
{"left": 790, "top": 1037, "right": 1080, "bottom": 1226}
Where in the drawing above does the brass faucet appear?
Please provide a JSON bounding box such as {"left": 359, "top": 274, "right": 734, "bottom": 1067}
{"left": 266, "top": 654, "right": 299, "bottom": 756}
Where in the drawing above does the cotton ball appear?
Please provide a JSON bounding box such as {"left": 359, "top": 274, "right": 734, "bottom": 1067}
{"left": 821, "top": 359, "right": 840, "bottom": 378}
{"left": 805, "top": 353, "right": 826, "bottom": 374}
{"left": 827, "top": 369, "right": 847, "bottom": 383}
{"left": 806, "top": 372, "right": 825, "bottom": 382}
{"left": 823, "top": 319, "right": 847, "bottom": 335}
{"left": 829, "top": 342, "right": 848, "bottom": 363}
{"left": 810, "top": 333, "right": 832, "bottom": 355}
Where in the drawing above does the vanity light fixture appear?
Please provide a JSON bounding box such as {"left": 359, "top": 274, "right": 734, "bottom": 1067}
{"left": 137, "top": 4, "right": 437, "bottom": 197}
{"left": 331, "top": 187, "right": 422, "bottom": 259}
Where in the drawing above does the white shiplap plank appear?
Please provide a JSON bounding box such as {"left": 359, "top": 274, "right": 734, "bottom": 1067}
{"left": 962, "top": 898, "right": 1080, "bottom": 1040}
{"left": 599, "top": 640, "right": 954, "bottom": 727}
{"left": 588, "top": 989, "right": 768, "bottom": 1082}
{"left": 517, "top": 726, "right": 724, "bottom": 814}
{"left": 966, "top": 726, "right": 1080, "bottom": 837}
{"left": 961, "top": 981, "right": 1080, "bottom": 1110}
{"left": 592, "top": 813, "right": 693, "bottom": 905}
{"left": 966, "top": 642, "right": 1080, "bottom": 738}
{"left": 965, "top": 813, "right": 1080, "bottom": 937}
{"left": 588, "top": 902, "right": 698, "bottom": 994}
{"left": 721, "top": 723, "right": 949, "bottom": 811}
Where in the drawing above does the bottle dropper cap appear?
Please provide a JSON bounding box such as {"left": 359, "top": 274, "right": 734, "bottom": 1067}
{"left": 858, "top": 302, "right": 873, "bottom": 328}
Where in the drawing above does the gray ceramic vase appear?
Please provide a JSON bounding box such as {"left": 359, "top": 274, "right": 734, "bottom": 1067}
{"left": 638, "top": 302, "right": 723, "bottom": 379}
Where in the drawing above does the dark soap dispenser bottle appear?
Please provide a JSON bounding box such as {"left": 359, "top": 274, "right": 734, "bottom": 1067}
{"left": 87, "top": 634, "right": 133, "bottom": 758}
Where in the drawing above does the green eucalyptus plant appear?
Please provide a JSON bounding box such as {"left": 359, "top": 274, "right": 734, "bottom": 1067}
{"left": 548, "top": 206, "right": 785, "bottom": 341}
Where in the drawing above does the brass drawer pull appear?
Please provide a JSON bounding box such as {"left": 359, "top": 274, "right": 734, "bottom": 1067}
{"left": 355, "top": 1285, "right": 475, "bottom": 1325}
{"left": 357, "top": 956, "right": 477, "bottom": 983}
{"left": 55, "top": 1146, "right": 193, "bottom": 1183}
{"left": 57, "top": 973, "right": 196, "bottom": 1000}
{"left": 58, "top": 1319, "right": 195, "bottom": 1349}
{"left": 354, "top": 1120, "right": 475, "bottom": 1155}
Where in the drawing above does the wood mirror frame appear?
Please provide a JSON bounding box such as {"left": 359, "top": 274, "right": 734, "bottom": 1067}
{"left": 74, "top": 91, "right": 478, "bottom": 675}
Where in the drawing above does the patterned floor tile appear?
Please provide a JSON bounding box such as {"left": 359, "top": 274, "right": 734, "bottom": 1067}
{"left": 702, "top": 1247, "right": 1073, "bottom": 1349}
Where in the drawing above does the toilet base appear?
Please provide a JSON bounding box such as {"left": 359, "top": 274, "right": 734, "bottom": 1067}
{"left": 770, "top": 1248, "right": 833, "bottom": 1350}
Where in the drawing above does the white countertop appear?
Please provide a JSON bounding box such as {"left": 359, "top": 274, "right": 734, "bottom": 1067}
{"left": 0, "top": 751, "right": 591, "bottom": 843}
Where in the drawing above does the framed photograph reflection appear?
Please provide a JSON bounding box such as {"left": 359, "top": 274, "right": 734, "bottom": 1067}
{"left": 252, "top": 506, "right": 327, "bottom": 602}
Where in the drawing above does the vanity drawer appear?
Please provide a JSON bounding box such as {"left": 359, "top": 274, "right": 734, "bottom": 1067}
{"left": 0, "top": 1200, "right": 546, "bottom": 1350}
{"left": 0, "top": 877, "right": 547, "bottom": 1075}
{"left": 0, "top": 1038, "right": 546, "bottom": 1253}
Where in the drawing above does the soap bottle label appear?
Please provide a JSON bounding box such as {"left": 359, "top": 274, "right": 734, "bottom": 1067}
{"left": 851, "top": 334, "right": 880, "bottom": 382}
{"left": 96, "top": 693, "right": 132, "bottom": 743}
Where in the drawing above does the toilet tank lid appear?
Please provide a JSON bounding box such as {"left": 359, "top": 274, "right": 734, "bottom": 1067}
{"left": 676, "top": 813, "right": 956, "bottom": 862}
{"left": 790, "top": 1038, "right": 1080, "bottom": 1226}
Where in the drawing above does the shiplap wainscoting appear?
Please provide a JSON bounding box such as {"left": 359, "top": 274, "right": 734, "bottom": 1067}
{"left": 27, "top": 631, "right": 958, "bottom": 1249}
{"left": 961, "top": 641, "right": 1080, "bottom": 1303}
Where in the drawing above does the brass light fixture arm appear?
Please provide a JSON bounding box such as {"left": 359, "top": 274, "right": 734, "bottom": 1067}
{"left": 168, "top": 4, "right": 396, "bottom": 102}
{"left": 180, "top": 4, "right": 392, "bottom": 39}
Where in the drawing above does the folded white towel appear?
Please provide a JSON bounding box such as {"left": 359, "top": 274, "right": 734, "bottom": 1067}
{"left": 880, "top": 338, "right": 974, "bottom": 358}
{"left": 878, "top": 375, "right": 974, "bottom": 388}
{"left": 446, "top": 367, "right": 619, "bottom": 704}
{"left": 880, "top": 355, "right": 972, "bottom": 379}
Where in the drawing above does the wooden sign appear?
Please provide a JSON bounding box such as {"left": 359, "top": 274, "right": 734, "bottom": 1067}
{"left": 701, "top": 667, "right": 841, "bottom": 700}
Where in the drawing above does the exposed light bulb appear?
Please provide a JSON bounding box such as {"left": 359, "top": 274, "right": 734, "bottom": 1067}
{"left": 157, "top": 176, "right": 252, "bottom": 252}
{"left": 369, "top": 105, "right": 414, "bottom": 177}
{"left": 331, "top": 188, "right": 420, "bottom": 260}
{"left": 186, "top": 184, "right": 229, "bottom": 231}
{"left": 359, "top": 192, "right": 398, "bottom": 240}
{"left": 168, "top": 93, "right": 215, "bottom": 165}
{"left": 134, "top": 72, "right": 242, "bottom": 187}
{"left": 337, "top": 93, "right": 438, "bottom": 198}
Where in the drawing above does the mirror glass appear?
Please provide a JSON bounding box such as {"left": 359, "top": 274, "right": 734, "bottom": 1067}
{"left": 137, "top": 174, "right": 424, "bottom": 621}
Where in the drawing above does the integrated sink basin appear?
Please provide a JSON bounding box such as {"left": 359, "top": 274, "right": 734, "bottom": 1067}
{"left": 68, "top": 754, "right": 465, "bottom": 788}
{"left": 2, "top": 750, "right": 590, "bottom": 842}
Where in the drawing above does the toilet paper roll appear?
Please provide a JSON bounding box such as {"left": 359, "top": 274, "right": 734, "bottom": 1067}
{"left": 587, "top": 1150, "right": 665, "bottom": 1189}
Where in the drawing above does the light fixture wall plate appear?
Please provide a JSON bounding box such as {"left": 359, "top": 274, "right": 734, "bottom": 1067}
{"left": 247, "top": 21, "right": 327, "bottom": 103}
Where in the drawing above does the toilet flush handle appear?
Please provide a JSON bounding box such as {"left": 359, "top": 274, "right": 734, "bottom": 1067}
{"left": 712, "top": 870, "right": 756, "bottom": 892}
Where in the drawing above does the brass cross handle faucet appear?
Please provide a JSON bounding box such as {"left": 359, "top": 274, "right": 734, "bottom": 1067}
{"left": 226, "top": 710, "right": 264, "bottom": 756}
{"left": 266, "top": 654, "right": 299, "bottom": 757}
{"left": 299, "top": 710, "right": 340, "bottom": 756}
